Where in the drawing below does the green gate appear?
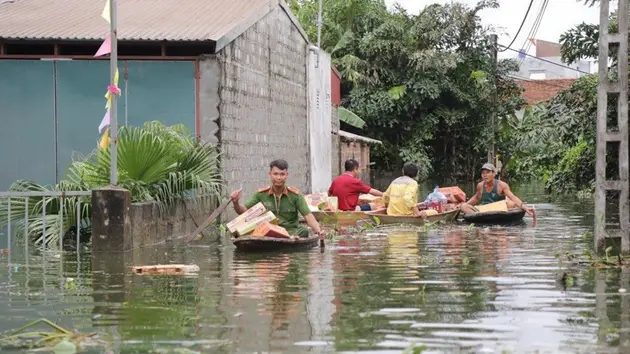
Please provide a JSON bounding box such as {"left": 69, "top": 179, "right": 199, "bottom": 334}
{"left": 0, "top": 60, "right": 196, "bottom": 190}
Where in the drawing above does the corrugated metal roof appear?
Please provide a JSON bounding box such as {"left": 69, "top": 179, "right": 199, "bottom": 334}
{"left": 338, "top": 130, "right": 382, "bottom": 145}
{"left": 0, "top": 0, "right": 277, "bottom": 43}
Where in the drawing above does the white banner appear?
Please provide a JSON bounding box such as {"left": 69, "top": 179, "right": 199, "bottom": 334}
{"left": 307, "top": 48, "right": 332, "bottom": 193}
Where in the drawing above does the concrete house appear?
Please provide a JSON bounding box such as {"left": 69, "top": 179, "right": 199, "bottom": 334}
{"left": 0, "top": 0, "right": 339, "bottom": 199}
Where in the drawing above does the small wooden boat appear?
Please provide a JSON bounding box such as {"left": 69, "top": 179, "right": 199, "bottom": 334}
{"left": 311, "top": 210, "right": 371, "bottom": 226}
{"left": 461, "top": 208, "right": 526, "bottom": 225}
{"left": 366, "top": 208, "right": 460, "bottom": 226}
{"left": 232, "top": 234, "right": 320, "bottom": 252}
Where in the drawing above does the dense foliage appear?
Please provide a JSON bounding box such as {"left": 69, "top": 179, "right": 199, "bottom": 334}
{"left": 499, "top": 0, "right": 617, "bottom": 195}
{"left": 290, "top": 0, "right": 525, "bottom": 181}
{"left": 500, "top": 75, "right": 599, "bottom": 194}
{"left": 0, "top": 122, "right": 222, "bottom": 248}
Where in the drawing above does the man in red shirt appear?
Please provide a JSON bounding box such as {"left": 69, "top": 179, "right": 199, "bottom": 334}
{"left": 328, "top": 159, "right": 384, "bottom": 211}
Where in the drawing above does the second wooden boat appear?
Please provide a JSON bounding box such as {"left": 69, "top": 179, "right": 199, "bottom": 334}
{"left": 461, "top": 208, "right": 526, "bottom": 225}
{"left": 232, "top": 234, "right": 320, "bottom": 252}
{"left": 366, "top": 208, "right": 460, "bottom": 226}
{"left": 311, "top": 210, "right": 371, "bottom": 226}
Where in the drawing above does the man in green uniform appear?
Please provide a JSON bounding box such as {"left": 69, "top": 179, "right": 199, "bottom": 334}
{"left": 230, "top": 159, "right": 324, "bottom": 238}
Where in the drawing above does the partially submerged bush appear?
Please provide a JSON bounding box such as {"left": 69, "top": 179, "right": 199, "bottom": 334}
{"left": 0, "top": 121, "right": 222, "bottom": 248}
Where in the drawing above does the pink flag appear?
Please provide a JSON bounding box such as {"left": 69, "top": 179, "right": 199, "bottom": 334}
{"left": 99, "top": 109, "right": 110, "bottom": 133}
{"left": 94, "top": 36, "right": 111, "bottom": 57}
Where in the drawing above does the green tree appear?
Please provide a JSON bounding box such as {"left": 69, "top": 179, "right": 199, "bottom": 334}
{"left": 292, "top": 0, "right": 525, "bottom": 180}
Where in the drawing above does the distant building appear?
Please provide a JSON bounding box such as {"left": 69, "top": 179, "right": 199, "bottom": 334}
{"left": 516, "top": 39, "right": 593, "bottom": 80}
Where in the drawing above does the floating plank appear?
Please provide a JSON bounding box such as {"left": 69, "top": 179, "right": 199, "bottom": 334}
{"left": 131, "top": 264, "right": 200, "bottom": 275}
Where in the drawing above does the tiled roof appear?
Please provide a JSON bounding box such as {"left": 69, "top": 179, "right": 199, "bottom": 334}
{"left": 517, "top": 79, "right": 576, "bottom": 105}
{"left": 0, "top": 0, "right": 277, "bottom": 44}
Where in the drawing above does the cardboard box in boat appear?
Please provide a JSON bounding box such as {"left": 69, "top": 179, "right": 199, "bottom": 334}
{"left": 475, "top": 200, "right": 508, "bottom": 213}
{"left": 226, "top": 202, "right": 266, "bottom": 234}
{"left": 252, "top": 222, "right": 290, "bottom": 238}
{"left": 305, "top": 193, "right": 338, "bottom": 212}
{"left": 235, "top": 211, "right": 277, "bottom": 236}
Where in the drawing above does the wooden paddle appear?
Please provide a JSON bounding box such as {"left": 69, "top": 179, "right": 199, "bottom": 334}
{"left": 185, "top": 197, "right": 234, "bottom": 243}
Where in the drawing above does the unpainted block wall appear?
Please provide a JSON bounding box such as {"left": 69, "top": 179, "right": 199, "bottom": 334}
{"left": 129, "top": 198, "right": 214, "bottom": 248}
{"left": 199, "top": 5, "right": 309, "bottom": 216}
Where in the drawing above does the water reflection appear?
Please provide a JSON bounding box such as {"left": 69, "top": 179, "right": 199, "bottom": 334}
{"left": 4, "top": 188, "right": 630, "bottom": 352}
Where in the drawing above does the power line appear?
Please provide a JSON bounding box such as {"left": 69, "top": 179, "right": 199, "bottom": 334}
{"left": 500, "top": 0, "right": 535, "bottom": 52}
{"left": 518, "top": 0, "right": 549, "bottom": 65}
{"left": 499, "top": 44, "right": 591, "bottom": 75}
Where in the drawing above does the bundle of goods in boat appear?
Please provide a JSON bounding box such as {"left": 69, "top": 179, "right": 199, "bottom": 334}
{"left": 438, "top": 186, "right": 467, "bottom": 204}
{"left": 305, "top": 193, "right": 338, "bottom": 212}
{"left": 252, "top": 222, "right": 291, "bottom": 239}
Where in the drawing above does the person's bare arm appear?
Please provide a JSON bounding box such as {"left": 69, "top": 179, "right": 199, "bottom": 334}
{"left": 303, "top": 213, "right": 324, "bottom": 235}
{"left": 369, "top": 188, "right": 384, "bottom": 197}
{"left": 500, "top": 182, "right": 525, "bottom": 208}
{"left": 465, "top": 183, "right": 482, "bottom": 206}
{"left": 501, "top": 182, "right": 536, "bottom": 217}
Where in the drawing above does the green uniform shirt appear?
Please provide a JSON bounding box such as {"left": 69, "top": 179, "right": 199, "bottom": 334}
{"left": 244, "top": 186, "right": 311, "bottom": 235}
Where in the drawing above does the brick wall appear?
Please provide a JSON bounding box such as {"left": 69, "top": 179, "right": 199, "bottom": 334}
{"left": 340, "top": 140, "right": 371, "bottom": 184}
{"left": 199, "top": 5, "right": 309, "bottom": 212}
{"left": 517, "top": 79, "right": 575, "bottom": 105}
{"left": 331, "top": 105, "right": 340, "bottom": 179}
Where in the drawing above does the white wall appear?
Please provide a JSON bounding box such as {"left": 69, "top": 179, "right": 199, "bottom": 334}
{"left": 307, "top": 48, "right": 332, "bottom": 193}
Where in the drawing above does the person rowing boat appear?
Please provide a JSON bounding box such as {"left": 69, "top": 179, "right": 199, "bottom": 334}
{"left": 230, "top": 159, "right": 324, "bottom": 238}
{"left": 460, "top": 163, "right": 537, "bottom": 221}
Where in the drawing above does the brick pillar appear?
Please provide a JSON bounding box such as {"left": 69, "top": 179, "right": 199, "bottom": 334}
{"left": 91, "top": 186, "right": 132, "bottom": 252}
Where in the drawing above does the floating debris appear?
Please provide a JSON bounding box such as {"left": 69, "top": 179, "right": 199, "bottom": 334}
{"left": 0, "top": 318, "right": 104, "bottom": 352}
{"left": 131, "top": 264, "right": 200, "bottom": 275}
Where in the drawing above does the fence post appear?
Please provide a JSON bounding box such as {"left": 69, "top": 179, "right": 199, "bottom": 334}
{"left": 91, "top": 186, "right": 132, "bottom": 252}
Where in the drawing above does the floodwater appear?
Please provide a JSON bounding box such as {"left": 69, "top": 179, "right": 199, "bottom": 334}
{"left": 0, "top": 184, "right": 628, "bottom": 353}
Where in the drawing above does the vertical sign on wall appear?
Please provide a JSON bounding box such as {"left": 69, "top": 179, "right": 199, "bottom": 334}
{"left": 307, "top": 48, "right": 332, "bottom": 193}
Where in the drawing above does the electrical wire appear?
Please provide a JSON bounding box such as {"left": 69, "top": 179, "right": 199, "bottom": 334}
{"left": 499, "top": 0, "right": 535, "bottom": 52}
{"left": 518, "top": 0, "right": 549, "bottom": 65}
{"left": 500, "top": 44, "right": 591, "bottom": 75}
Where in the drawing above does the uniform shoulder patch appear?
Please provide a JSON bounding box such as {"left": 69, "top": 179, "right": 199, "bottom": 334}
{"left": 287, "top": 186, "right": 300, "bottom": 195}
{"left": 257, "top": 186, "right": 271, "bottom": 193}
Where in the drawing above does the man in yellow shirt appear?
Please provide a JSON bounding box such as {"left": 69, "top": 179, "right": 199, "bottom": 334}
{"left": 382, "top": 163, "right": 423, "bottom": 216}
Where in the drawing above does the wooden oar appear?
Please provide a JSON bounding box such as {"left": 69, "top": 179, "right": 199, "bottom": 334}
{"left": 185, "top": 197, "right": 234, "bottom": 243}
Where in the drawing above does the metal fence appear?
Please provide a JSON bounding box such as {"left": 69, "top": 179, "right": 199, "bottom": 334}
{"left": 0, "top": 191, "right": 92, "bottom": 256}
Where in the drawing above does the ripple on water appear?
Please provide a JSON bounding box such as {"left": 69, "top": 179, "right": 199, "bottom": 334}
{"left": 0, "top": 193, "right": 626, "bottom": 353}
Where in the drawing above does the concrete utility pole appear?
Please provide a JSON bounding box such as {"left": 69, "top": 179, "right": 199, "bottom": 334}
{"left": 595, "top": 0, "right": 629, "bottom": 253}
{"left": 488, "top": 34, "right": 498, "bottom": 165}
{"left": 316, "top": 0, "right": 323, "bottom": 47}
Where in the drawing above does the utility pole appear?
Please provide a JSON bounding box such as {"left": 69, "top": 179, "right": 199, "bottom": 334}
{"left": 488, "top": 34, "right": 498, "bottom": 165}
{"left": 594, "top": 0, "right": 629, "bottom": 253}
{"left": 109, "top": 0, "right": 118, "bottom": 185}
